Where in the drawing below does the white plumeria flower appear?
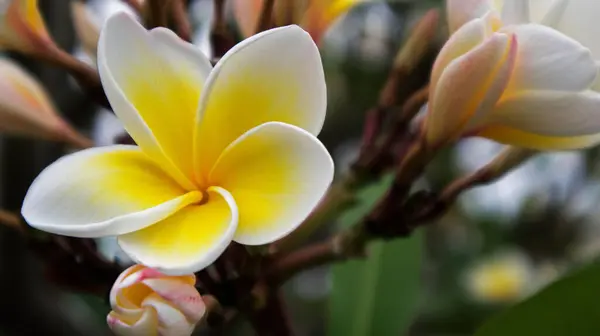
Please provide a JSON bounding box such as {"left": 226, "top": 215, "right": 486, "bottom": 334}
{"left": 424, "top": 0, "right": 600, "bottom": 149}
{"left": 107, "top": 265, "right": 205, "bottom": 336}
{"left": 21, "top": 13, "right": 333, "bottom": 275}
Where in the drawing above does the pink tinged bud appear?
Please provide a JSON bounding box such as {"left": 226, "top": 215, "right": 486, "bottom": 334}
{"left": 108, "top": 265, "right": 206, "bottom": 336}
{"left": 0, "top": 58, "right": 92, "bottom": 148}
{"left": 425, "top": 20, "right": 518, "bottom": 148}
{"left": 0, "top": 0, "right": 54, "bottom": 55}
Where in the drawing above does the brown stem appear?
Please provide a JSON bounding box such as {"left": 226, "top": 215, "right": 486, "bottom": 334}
{"left": 265, "top": 146, "right": 537, "bottom": 283}
{"left": 0, "top": 210, "right": 24, "bottom": 235}
{"left": 354, "top": 9, "right": 439, "bottom": 173}
{"left": 121, "top": 0, "right": 142, "bottom": 12}
{"left": 357, "top": 69, "right": 409, "bottom": 159}
{"left": 171, "top": 0, "right": 192, "bottom": 42}
{"left": 266, "top": 225, "right": 368, "bottom": 285}
{"left": 211, "top": 0, "right": 235, "bottom": 58}
{"left": 255, "top": 0, "right": 276, "bottom": 34}
{"left": 414, "top": 147, "right": 537, "bottom": 221}
{"left": 145, "top": 0, "right": 171, "bottom": 28}
{"left": 357, "top": 86, "right": 429, "bottom": 173}
{"left": 245, "top": 287, "right": 294, "bottom": 336}
{"left": 38, "top": 45, "right": 110, "bottom": 109}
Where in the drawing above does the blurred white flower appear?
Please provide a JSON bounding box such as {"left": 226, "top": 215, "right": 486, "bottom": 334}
{"left": 463, "top": 249, "right": 535, "bottom": 304}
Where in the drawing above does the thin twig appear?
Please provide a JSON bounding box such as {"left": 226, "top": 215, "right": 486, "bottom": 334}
{"left": 414, "top": 147, "right": 537, "bottom": 221}
{"left": 145, "top": 0, "right": 172, "bottom": 28}
{"left": 211, "top": 0, "right": 235, "bottom": 58}
{"left": 245, "top": 289, "right": 294, "bottom": 336}
{"left": 37, "top": 45, "right": 110, "bottom": 109}
{"left": 121, "top": 0, "right": 142, "bottom": 12}
{"left": 355, "top": 9, "right": 439, "bottom": 173}
{"left": 0, "top": 209, "right": 24, "bottom": 235}
{"left": 255, "top": 0, "right": 276, "bottom": 34}
{"left": 171, "top": 0, "right": 192, "bottom": 42}
{"left": 265, "top": 147, "right": 536, "bottom": 283}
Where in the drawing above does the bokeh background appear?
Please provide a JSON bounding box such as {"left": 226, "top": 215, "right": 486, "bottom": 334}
{"left": 2, "top": 0, "right": 599, "bottom": 335}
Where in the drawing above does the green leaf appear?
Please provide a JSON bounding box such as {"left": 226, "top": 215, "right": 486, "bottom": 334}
{"left": 328, "top": 176, "right": 423, "bottom": 336}
{"left": 475, "top": 262, "right": 600, "bottom": 336}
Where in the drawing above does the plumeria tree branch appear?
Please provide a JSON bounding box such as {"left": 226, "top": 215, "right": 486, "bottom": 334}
{"left": 171, "top": 0, "right": 192, "bottom": 42}
{"left": 256, "top": 0, "right": 276, "bottom": 33}
{"left": 144, "top": 0, "right": 172, "bottom": 28}
{"left": 264, "top": 147, "right": 538, "bottom": 284}
{"left": 357, "top": 9, "right": 439, "bottom": 168}
{"left": 211, "top": 0, "right": 235, "bottom": 59}
{"left": 121, "top": 0, "right": 143, "bottom": 13}
{"left": 36, "top": 44, "right": 110, "bottom": 108}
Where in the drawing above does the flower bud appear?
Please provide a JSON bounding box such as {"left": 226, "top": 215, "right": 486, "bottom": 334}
{"left": 0, "top": 0, "right": 54, "bottom": 55}
{"left": 107, "top": 265, "right": 206, "bottom": 336}
{"left": 428, "top": 1, "right": 600, "bottom": 150}
{"left": 0, "top": 57, "right": 91, "bottom": 148}
{"left": 233, "top": 0, "right": 368, "bottom": 44}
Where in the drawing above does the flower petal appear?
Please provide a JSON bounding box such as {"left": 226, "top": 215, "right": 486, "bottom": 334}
{"left": 21, "top": 145, "right": 201, "bottom": 238}
{"left": 142, "top": 278, "right": 205, "bottom": 323}
{"left": 209, "top": 122, "right": 333, "bottom": 245}
{"left": 477, "top": 125, "right": 600, "bottom": 150}
{"left": 108, "top": 309, "right": 158, "bottom": 336}
{"left": 98, "top": 13, "right": 212, "bottom": 189}
{"left": 193, "top": 25, "right": 326, "bottom": 181}
{"left": 549, "top": 0, "right": 600, "bottom": 60}
{"left": 301, "top": 0, "right": 366, "bottom": 43}
{"left": 427, "top": 33, "right": 516, "bottom": 146}
{"left": 232, "top": 0, "right": 262, "bottom": 38}
{"left": 430, "top": 17, "right": 487, "bottom": 94}
{"left": 446, "top": 0, "right": 493, "bottom": 33}
{"left": 501, "top": 0, "right": 530, "bottom": 25}
{"left": 484, "top": 90, "right": 600, "bottom": 136}
{"left": 142, "top": 294, "right": 195, "bottom": 336}
{"left": 118, "top": 187, "right": 238, "bottom": 275}
{"left": 501, "top": 24, "right": 596, "bottom": 94}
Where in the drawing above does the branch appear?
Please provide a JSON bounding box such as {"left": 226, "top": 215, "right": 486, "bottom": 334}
{"left": 144, "top": 0, "right": 172, "bottom": 28}
{"left": 211, "top": 0, "right": 235, "bottom": 58}
{"left": 171, "top": 0, "right": 192, "bottom": 42}
{"left": 255, "top": 0, "right": 276, "bottom": 34}
{"left": 355, "top": 9, "right": 439, "bottom": 175}
{"left": 121, "top": 0, "right": 142, "bottom": 13}
{"left": 243, "top": 288, "right": 294, "bottom": 336}
{"left": 413, "top": 147, "right": 538, "bottom": 221}
{"left": 266, "top": 225, "right": 367, "bottom": 285}
{"left": 265, "top": 147, "right": 537, "bottom": 283}
{"left": 0, "top": 210, "right": 24, "bottom": 235}
{"left": 37, "top": 45, "right": 110, "bottom": 109}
